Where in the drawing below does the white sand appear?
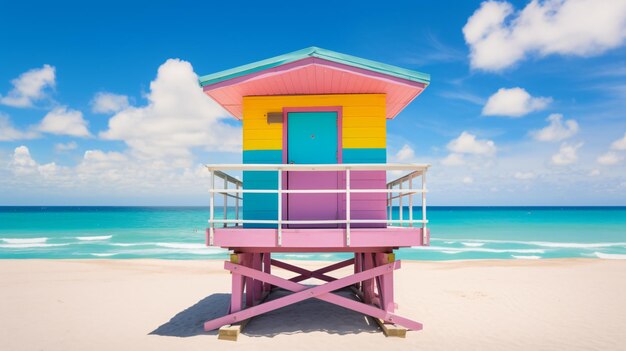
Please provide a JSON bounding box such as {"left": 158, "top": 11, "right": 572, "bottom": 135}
{"left": 1, "top": 259, "right": 625, "bottom": 350}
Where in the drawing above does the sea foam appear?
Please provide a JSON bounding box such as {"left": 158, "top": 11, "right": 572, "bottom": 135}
{"left": 76, "top": 235, "right": 112, "bottom": 241}
{"left": 110, "top": 243, "right": 143, "bottom": 247}
{"left": 410, "top": 245, "right": 545, "bottom": 254}
{"left": 593, "top": 252, "right": 626, "bottom": 260}
{"left": 156, "top": 242, "right": 207, "bottom": 250}
{"left": 511, "top": 255, "right": 541, "bottom": 259}
{"left": 435, "top": 238, "right": 626, "bottom": 249}
{"left": 0, "top": 243, "right": 68, "bottom": 248}
{"left": 461, "top": 242, "right": 484, "bottom": 247}
{"left": 91, "top": 253, "right": 118, "bottom": 257}
{"left": 1, "top": 237, "right": 48, "bottom": 244}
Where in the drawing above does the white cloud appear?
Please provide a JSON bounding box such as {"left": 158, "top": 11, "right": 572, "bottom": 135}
{"left": 54, "top": 141, "right": 78, "bottom": 152}
{"left": 9, "top": 145, "right": 61, "bottom": 179}
{"left": 589, "top": 169, "right": 600, "bottom": 176}
{"left": 482, "top": 87, "right": 551, "bottom": 117}
{"left": 594, "top": 132, "right": 626, "bottom": 166}
{"left": 463, "top": 0, "right": 626, "bottom": 71}
{"left": 447, "top": 131, "right": 497, "bottom": 156}
{"left": 0, "top": 64, "right": 56, "bottom": 107}
{"left": 11, "top": 146, "right": 37, "bottom": 175}
{"left": 597, "top": 151, "right": 623, "bottom": 165}
{"left": 441, "top": 153, "right": 465, "bottom": 166}
{"left": 610, "top": 132, "right": 626, "bottom": 150}
{"left": 462, "top": 176, "right": 474, "bottom": 184}
{"left": 514, "top": 171, "right": 536, "bottom": 180}
{"left": 552, "top": 142, "right": 582, "bottom": 165}
{"left": 0, "top": 113, "right": 38, "bottom": 141}
{"left": 395, "top": 144, "right": 416, "bottom": 162}
{"left": 531, "top": 114, "right": 579, "bottom": 142}
{"left": 91, "top": 92, "right": 129, "bottom": 114}
{"left": 4, "top": 145, "right": 214, "bottom": 199}
{"left": 37, "top": 106, "right": 91, "bottom": 137}
{"left": 100, "top": 59, "right": 240, "bottom": 165}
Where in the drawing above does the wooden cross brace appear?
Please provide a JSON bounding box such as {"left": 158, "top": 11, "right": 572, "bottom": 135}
{"left": 271, "top": 258, "right": 354, "bottom": 283}
{"left": 203, "top": 259, "right": 423, "bottom": 332}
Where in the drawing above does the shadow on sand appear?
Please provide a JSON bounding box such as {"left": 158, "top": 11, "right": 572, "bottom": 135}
{"left": 150, "top": 289, "right": 380, "bottom": 338}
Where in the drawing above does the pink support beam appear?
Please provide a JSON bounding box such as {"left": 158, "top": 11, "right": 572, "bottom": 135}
{"left": 270, "top": 258, "right": 353, "bottom": 283}
{"left": 203, "top": 260, "right": 422, "bottom": 332}
{"left": 271, "top": 259, "right": 336, "bottom": 283}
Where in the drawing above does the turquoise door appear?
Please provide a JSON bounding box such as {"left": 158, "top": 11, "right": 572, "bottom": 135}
{"left": 287, "top": 112, "right": 338, "bottom": 164}
{"left": 287, "top": 112, "right": 339, "bottom": 227}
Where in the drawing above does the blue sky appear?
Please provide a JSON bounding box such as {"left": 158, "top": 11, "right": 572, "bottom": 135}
{"left": 1, "top": 0, "right": 626, "bottom": 205}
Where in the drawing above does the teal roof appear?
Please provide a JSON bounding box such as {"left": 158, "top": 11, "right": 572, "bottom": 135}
{"left": 199, "top": 47, "right": 430, "bottom": 87}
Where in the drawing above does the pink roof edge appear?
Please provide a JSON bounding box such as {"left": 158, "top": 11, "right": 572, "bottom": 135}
{"left": 203, "top": 57, "right": 428, "bottom": 120}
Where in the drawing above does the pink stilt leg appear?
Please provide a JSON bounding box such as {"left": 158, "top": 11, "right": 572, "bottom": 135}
{"left": 354, "top": 253, "right": 361, "bottom": 289}
{"left": 253, "top": 253, "right": 263, "bottom": 302}
{"left": 263, "top": 252, "right": 271, "bottom": 291}
{"left": 376, "top": 253, "right": 395, "bottom": 313}
{"left": 362, "top": 253, "right": 375, "bottom": 304}
{"left": 231, "top": 270, "right": 244, "bottom": 313}
{"left": 243, "top": 254, "right": 254, "bottom": 308}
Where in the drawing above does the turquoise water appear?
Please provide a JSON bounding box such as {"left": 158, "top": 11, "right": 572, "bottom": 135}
{"left": 1, "top": 207, "right": 625, "bottom": 260}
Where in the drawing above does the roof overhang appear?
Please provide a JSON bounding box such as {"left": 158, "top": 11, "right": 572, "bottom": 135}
{"left": 199, "top": 47, "right": 430, "bottom": 120}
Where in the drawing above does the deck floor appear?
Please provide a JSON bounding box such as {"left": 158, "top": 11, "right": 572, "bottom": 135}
{"left": 209, "top": 226, "right": 427, "bottom": 251}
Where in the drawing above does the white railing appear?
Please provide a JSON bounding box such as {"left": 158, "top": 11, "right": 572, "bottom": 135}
{"left": 206, "top": 163, "right": 429, "bottom": 246}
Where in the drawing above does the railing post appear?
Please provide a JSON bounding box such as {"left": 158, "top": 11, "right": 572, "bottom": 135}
{"left": 399, "top": 181, "right": 403, "bottom": 227}
{"left": 223, "top": 177, "right": 228, "bottom": 228}
{"left": 235, "top": 183, "right": 240, "bottom": 227}
{"left": 422, "top": 171, "right": 428, "bottom": 245}
{"left": 277, "top": 169, "right": 283, "bottom": 246}
{"left": 346, "top": 169, "right": 351, "bottom": 246}
{"left": 409, "top": 175, "right": 413, "bottom": 227}
{"left": 209, "top": 170, "right": 215, "bottom": 246}
{"left": 388, "top": 183, "right": 392, "bottom": 226}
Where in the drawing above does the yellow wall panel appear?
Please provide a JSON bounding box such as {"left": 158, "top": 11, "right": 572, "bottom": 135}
{"left": 343, "top": 127, "right": 386, "bottom": 138}
{"left": 243, "top": 94, "right": 386, "bottom": 151}
{"left": 245, "top": 139, "right": 282, "bottom": 150}
{"left": 343, "top": 138, "right": 386, "bottom": 149}
{"left": 342, "top": 117, "right": 386, "bottom": 128}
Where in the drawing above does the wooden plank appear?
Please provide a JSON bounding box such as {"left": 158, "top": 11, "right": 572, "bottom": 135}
{"left": 218, "top": 289, "right": 270, "bottom": 341}
{"left": 374, "top": 318, "right": 407, "bottom": 338}
{"left": 217, "top": 318, "right": 250, "bottom": 341}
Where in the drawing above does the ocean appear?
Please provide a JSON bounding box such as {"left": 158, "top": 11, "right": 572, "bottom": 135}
{"left": 1, "top": 206, "right": 625, "bottom": 260}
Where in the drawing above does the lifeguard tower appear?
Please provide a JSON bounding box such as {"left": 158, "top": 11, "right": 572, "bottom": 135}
{"left": 200, "top": 47, "right": 430, "bottom": 339}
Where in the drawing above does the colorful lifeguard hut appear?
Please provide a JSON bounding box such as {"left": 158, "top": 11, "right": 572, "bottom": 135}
{"left": 200, "top": 47, "right": 430, "bottom": 339}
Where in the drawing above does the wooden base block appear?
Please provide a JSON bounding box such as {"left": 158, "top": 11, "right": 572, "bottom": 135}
{"left": 217, "top": 319, "right": 250, "bottom": 341}
{"left": 374, "top": 318, "right": 407, "bottom": 338}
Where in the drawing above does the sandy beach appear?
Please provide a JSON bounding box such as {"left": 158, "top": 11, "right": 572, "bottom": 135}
{"left": 1, "top": 258, "right": 624, "bottom": 350}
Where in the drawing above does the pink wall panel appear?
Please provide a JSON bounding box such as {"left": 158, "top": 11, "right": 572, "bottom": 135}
{"left": 339, "top": 170, "right": 387, "bottom": 228}
{"left": 287, "top": 171, "right": 340, "bottom": 228}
